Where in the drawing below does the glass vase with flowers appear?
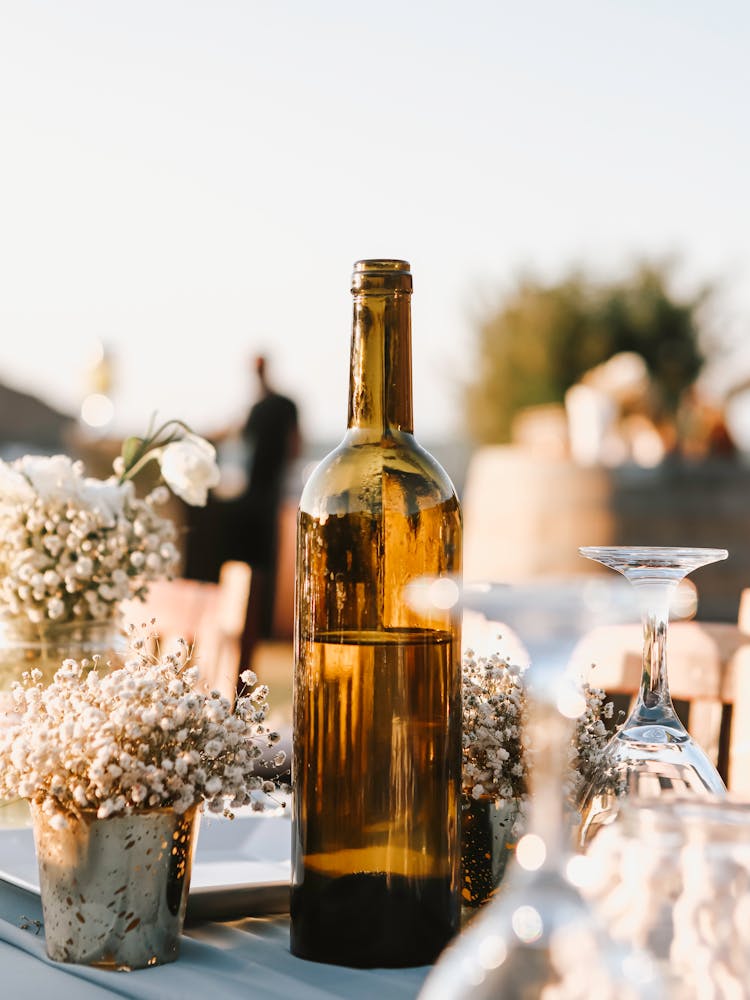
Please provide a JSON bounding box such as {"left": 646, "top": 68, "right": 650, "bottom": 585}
{"left": 0, "top": 629, "right": 284, "bottom": 969}
{"left": 0, "top": 420, "right": 220, "bottom": 824}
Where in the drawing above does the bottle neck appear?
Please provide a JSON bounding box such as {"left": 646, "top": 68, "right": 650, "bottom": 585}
{"left": 347, "top": 290, "right": 414, "bottom": 434}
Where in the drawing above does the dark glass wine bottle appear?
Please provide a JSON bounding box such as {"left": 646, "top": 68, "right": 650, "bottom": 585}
{"left": 291, "top": 259, "right": 462, "bottom": 968}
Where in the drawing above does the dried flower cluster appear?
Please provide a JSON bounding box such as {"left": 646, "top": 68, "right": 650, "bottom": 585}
{"left": 462, "top": 650, "right": 526, "bottom": 804}
{"left": 568, "top": 680, "right": 615, "bottom": 802}
{"left": 0, "top": 422, "right": 220, "bottom": 629}
{"left": 462, "top": 649, "right": 614, "bottom": 807}
{"left": 0, "top": 456, "right": 178, "bottom": 627}
{"left": 0, "top": 630, "right": 284, "bottom": 826}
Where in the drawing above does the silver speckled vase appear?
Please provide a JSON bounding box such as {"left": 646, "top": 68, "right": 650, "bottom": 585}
{"left": 460, "top": 795, "right": 521, "bottom": 910}
{"left": 31, "top": 802, "right": 199, "bottom": 970}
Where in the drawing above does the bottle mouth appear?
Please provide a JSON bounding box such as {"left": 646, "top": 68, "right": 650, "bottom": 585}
{"left": 353, "top": 259, "right": 410, "bottom": 273}
{"left": 351, "top": 259, "right": 412, "bottom": 293}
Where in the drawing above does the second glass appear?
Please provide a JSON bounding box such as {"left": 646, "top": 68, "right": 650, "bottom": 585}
{"left": 419, "top": 578, "right": 661, "bottom": 1000}
{"left": 577, "top": 546, "right": 728, "bottom": 845}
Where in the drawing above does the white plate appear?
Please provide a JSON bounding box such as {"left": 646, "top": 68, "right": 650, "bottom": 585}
{"left": 0, "top": 810, "right": 291, "bottom": 922}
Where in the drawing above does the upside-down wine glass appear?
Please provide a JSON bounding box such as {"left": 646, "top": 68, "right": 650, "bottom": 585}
{"left": 577, "top": 546, "right": 728, "bottom": 847}
{"left": 418, "top": 578, "right": 661, "bottom": 1000}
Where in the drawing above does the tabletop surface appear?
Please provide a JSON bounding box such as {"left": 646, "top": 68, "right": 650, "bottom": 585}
{"left": 0, "top": 878, "right": 431, "bottom": 1000}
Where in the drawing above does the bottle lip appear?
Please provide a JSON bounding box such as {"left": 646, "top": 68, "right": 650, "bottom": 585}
{"left": 351, "top": 259, "right": 412, "bottom": 293}
{"left": 352, "top": 259, "right": 410, "bottom": 273}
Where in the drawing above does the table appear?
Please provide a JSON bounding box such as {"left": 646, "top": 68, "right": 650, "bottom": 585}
{"left": 0, "top": 880, "right": 430, "bottom": 1000}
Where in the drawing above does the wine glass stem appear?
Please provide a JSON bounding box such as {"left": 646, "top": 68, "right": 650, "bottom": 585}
{"left": 527, "top": 704, "right": 571, "bottom": 868}
{"left": 633, "top": 580, "right": 681, "bottom": 726}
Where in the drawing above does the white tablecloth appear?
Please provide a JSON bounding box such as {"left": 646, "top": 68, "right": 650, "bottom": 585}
{"left": 0, "top": 880, "right": 429, "bottom": 1000}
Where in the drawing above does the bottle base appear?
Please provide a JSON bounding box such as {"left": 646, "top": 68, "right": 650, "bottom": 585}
{"left": 290, "top": 870, "right": 458, "bottom": 968}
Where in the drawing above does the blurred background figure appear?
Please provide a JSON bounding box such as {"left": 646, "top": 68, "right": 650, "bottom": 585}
{"left": 466, "top": 261, "right": 707, "bottom": 460}
{"left": 186, "top": 354, "right": 301, "bottom": 638}
{"left": 566, "top": 352, "right": 668, "bottom": 468}
{"left": 231, "top": 354, "right": 300, "bottom": 634}
{"left": 464, "top": 259, "right": 742, "bottom": 467}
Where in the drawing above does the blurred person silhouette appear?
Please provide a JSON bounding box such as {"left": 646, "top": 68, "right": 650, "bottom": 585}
{"left": 187, "top": 354, "right": 300, "bottom": 640}
{"left": 565, "top": 352, "right": 669, "bottom": 467}
{"left": 236, "top": 353, "right": 300, "bottom": 575}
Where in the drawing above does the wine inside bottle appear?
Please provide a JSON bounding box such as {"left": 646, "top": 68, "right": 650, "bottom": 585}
{"left": 291, "top": 259, "right": 462, "bottom": 967}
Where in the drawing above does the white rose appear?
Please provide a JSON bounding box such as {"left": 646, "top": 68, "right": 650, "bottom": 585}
{"left": 158, "top": 434, "right": 220, "bottom": 507}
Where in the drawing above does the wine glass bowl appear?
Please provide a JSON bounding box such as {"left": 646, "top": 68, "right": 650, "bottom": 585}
{"left": 578, "top": 546, "right": 728, "bottom": 846}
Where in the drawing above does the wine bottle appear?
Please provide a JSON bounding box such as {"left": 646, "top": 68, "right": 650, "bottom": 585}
{"left": 291, "top": 259, "right": 462, "bottom": 968}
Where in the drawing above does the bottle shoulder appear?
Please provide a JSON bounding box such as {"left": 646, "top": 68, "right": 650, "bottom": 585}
{"left": 299, "top": 431, "right": 460, "bottom": 518}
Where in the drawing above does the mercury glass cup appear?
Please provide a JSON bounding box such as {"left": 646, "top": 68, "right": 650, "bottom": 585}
{"left": 418, "top": 579, "right": 661, "bottom": 1000}
{"left": 578, "top": 546, "right": 728, "bottom": 847}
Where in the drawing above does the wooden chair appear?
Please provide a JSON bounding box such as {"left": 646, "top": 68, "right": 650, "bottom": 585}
{"left": 575, "top": 613, "right": 750, "bottom": 792}
{"left": 724, "top": 589, "right": 750, "bottom": 795}
{"left": 120, "top": 561, "right": 254, "bottom": 701}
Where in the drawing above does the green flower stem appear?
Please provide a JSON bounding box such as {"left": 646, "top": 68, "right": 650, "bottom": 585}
{"left": 117, "top": 419, "right": 194, "bottom": 484}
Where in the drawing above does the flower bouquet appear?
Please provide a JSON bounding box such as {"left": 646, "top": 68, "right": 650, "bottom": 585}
{"left": 0, "top": 421, "right": 220, "bottom": 688}
{"left": 0, "top": 631, "right": 284, "bottom": 969}
{"left": 461, "top": 648, "right": 614, "bottom": 907}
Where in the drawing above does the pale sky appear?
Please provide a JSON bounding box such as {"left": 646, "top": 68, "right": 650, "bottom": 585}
{"left": 1, "top": 1, "right": 749, "bottom": 444}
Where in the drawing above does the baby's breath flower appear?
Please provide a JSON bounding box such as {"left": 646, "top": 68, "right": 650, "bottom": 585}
{"left": 0, "top": 455, "right": 180, "bottom": 628}
{"left": 462, "top": 650, "right": 615, "bottom": 813}
{"left": 462, "top": 651, "right": 527, "bottom": 806}
{"left": 0, "top": 632, "right": 280, "bottom": 820}
{"left": 146, "top": 486, "right": 169, "bottom": 506}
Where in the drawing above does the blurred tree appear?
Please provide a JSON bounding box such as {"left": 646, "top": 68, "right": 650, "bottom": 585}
{"left": 466, "top": 263, "right": 708, "bottom": 443}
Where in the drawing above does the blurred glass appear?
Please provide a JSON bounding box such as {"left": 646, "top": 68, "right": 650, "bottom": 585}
{"left": 583, "top": 797, "right": 750, "bottom": 998}
{"left": 418, "top": 578, "right": 661, "bottom": 1000}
